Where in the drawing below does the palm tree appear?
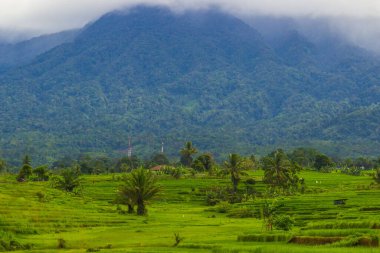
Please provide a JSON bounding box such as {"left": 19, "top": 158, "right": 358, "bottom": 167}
{"left": 374, "top": 168, "right": 380, "bottom": 184}
{"left": 54, "top": 168, "right": 82, "bottom": 193}
{"left": 116, "top": 192, "right": 135, "bottom": 214}
{"left": 262, "top": 149, "right": 299, "bottom": 194}
{"left": 119, "top": 168, "right": 160, "bottom": 215}
{"left": 179, "top": 142, "right": 197, "bottom": 167}
{"left": 224, "top": 154, "right": 247, "bottom": 193}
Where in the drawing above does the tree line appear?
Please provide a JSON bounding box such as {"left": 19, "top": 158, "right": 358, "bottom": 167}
{"left": 2, "top": 145, "right": 380, "bottom": 175}
{"left": 1, "top": 143, "right": 379, "bottom": 218}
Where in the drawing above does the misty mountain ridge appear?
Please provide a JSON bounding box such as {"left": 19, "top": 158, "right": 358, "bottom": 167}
{"left": 0, "top": 29, "right": 79, "bottom": 72}
{"left": 0, "top": 6, "right": 379, "bottom": 164}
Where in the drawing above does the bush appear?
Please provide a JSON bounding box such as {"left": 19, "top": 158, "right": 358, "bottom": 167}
{"left": 227, "top": 207, "right": 255, "bottom": 218}
{"left": 52, "top": 168, "right": 82, "bottom": 193}
{"left": 289, "top": 236, "right": 342, "bottom": 245}
{"left": 227, "top": 193, "right": 243, "bottom": 204}
{"left": 237, "top": 233, "right": 290, "bottom": 242}
{"left": 36, "top": 191, "right": 46, "bottom": 202}
{"left": 206, "top": 192, "right": 220, "bottom": 206}
{"left": 0, "top": 239, "right": 33, "bottom": 251}
{"left": 374, "top": 169, "right": 380, "bottom": 184}
{"left": 87, "top": 248, "right": 100, "bottom": 252}
{"left": 204, "top": 186, "right": 244, "bottom": 206}
{"left": 163, "top": 166, "right": 182, "bottom": 179}
{"left": 213, "top": 202, "right": 232, "bottom": 213}
{"left": 331, "top": 234, "right": 379, "bottom": 247}
{"left": 173, "top": 232, "right": 184, "bottom": 247}
{"left": 57, "top": 238, "right": 66, "bottom": 249}
{"left": 341, "top": 167, "right": 362, "bottom": 176}
{"left": 273, "top": 215, "right": 295, "bottom": 231}
{"left": 319, "top": 166, "right": 334, "bottom": 173}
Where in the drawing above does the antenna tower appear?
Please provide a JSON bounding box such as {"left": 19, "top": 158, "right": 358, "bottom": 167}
{"left": 127, "top": 137, "right": 132, "bottom": 158}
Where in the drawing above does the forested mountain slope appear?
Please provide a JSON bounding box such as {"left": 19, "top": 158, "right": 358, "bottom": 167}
{"left": 0, "top": 30, "right": 78, "bottom": 72}
{"left": 0, "top": 6, "right": 379, "bottom": 163}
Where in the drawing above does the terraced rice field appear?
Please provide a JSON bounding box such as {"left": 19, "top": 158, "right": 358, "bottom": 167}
{"left": 0, "top": 170, "right": 379, "bottom": 252}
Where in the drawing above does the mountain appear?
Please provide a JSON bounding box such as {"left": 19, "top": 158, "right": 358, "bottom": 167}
{"left": 0, "top": 30, "right": 79, "bottom": 72}
{"left": 0, "top": 6, "right": 379, "bottom": 164}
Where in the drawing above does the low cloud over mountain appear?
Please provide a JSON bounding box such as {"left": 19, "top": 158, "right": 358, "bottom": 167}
{"left": 1, "top": 1, "right": 380, "bottom": 52}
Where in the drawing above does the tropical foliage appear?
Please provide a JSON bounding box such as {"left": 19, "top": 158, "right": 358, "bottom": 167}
{"left": 374, "top": 169, "right": 380, "bottom": 184}
{"left": 192, "top": 153, "right": 214, "bottom": 172}
{"left": 118, "top": 168, "right": 161, "bottom": 215}
{"left": 17, "top": 156, "right": 33, "bottom": 182}
{"left": 180, "top": 142, "right": 197, "bottom": 167}
{"left": 52, "top": 168, "right": 83, "bottom": 193}
{"left": 262, "top": 150, "right": 300, "bottom": 194}
{"left": 224, "top": 154, "right": 249, "bottom": 193}
{"left": 1, "top": 7, "right": 380, "bottom": 164}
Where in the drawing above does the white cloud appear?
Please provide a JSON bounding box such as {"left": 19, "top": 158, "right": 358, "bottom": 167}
{"left": 1, "top": 0, "right": 380, "bottom": 51}
{"left": 1, "top": 0, "right": 380, "bottom": 32}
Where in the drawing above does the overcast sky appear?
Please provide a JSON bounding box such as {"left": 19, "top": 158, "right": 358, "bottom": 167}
{"left": 1, "top": 0, "right": 380, "bottom": 51}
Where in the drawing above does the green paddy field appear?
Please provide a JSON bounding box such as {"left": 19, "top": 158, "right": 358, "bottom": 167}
{"left": 0, "top": 170, "right": 379, "bottom": 252}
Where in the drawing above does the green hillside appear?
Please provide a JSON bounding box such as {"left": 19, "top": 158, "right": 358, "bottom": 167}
{"left": 0, "top": 7, "right": 380, "bottom": 163}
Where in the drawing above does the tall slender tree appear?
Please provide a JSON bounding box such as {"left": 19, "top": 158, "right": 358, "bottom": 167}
{"left": 261, "top": 199, "right": 283, "bottom": 231}
{"left": 374, "top": 168, "right": 380, "bottom": 184}
{"left": 17, "top": 155, "right": 33, "bottom": 182}
{"left": 224, "top": 154, "right": 247, "bottom": 193}
{"left": 262, "top": 149, "right": 300, "bottom": 194}
{"left": 0, "top": 159, "right": 6, "bottom": 173}
{"left": 179, "top": 142, "right": 197, "bottom": 167}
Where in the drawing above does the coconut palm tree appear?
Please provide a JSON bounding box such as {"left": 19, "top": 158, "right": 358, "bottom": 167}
{"left": 180, "top": 141, "right": 197, "bottom": 167}
{"left": 224, "top": 154, "right": 247, "bottom": 193}
{"left": 119, "top": 168, "right": 160, "bottom": 215}
{"left": 262, "top": 149, "right": 299, "bottom": 194}
{"left": 53, "top": 167, "right": 83, "bottom": 193}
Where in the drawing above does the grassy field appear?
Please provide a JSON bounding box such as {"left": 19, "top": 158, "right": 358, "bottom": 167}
{"left": 0, "top": 170, "right": 379, "bottom": 252}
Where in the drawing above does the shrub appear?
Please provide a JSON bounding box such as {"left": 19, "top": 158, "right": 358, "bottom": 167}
{"left": 237, "top": 234, "right": 290, "bottom": 242}
{"left": 341, "top": 167, "right": 362, "bottom": 176}
{"left": 57, "top": 238, "right": 66, "bottom": 249}
{"left": 288, "top": 236, "right": 342, "bottom": 245}
{"left": 163, "top": 166, "right": 182, "bottom": 179}
{"left": 273, "top": 215, "right": 295, "bottom": 231}
{"left": 36, "top": 191, "right": 46, "bottom": 202}
{"left": 173, "top": 232, "right": 184, "bottom": 247}
{"left": 374, "top": 169, "right": 380, "bottom": 184}
{"left": 171, "top": 168, "right": 182, "bottom": 179}
{"left": 206, "top": 192, "right": 220, "bottom": 206}
{"left": 32, "top": 165, "right": 50, "bottom": 181}
{"left": 227, "top": 207, "right": 255, "bottom": 218}
{"left": 331, "top": 234, "right": 379, "bottom": 247}
{"left": 204, "top": 186, "right": 244, "bottom": 206}
{"left": 319, "top": 166, "right": 334, "bottom": 173}
{"left": 0, "top": 239, "right": 33, "bottom": 251}
{"left": 87, "top": 248, "right": 100, "bottom": 252}
{"left": 52, "top": 168, "right": 83, "bottom": 193}
{"left": 228, "top": 193, "right": 243, "bottom": 204}
{"left": 214, "top": 202, "right": 232, "bottom": 213}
